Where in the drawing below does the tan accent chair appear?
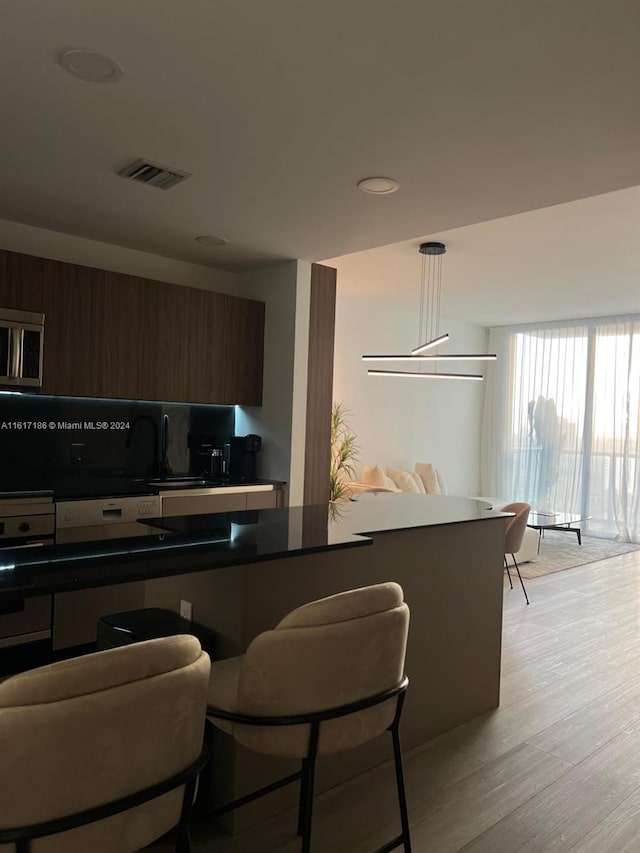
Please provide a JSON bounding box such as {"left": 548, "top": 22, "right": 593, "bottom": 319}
{"left": 0, "top": 635, "right": 210, "bottom": 852}
{"left": 207, "top": 582, "right": 411, "bottom": 853}
{"left": 502, "top": 502, "right": 531, "bottom": 605}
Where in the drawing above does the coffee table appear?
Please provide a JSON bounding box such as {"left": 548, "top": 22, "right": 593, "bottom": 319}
{"left": 527, "top": 512, "right": 590, "bottom": 552}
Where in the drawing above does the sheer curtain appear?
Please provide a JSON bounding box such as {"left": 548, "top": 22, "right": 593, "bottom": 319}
{"left": 480, "top": 315, "right": 640, "bottom": 543}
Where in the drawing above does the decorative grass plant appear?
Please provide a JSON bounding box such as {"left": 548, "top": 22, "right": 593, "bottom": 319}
{"left": 329, "top": 401, "right": 359, "bottom": 504}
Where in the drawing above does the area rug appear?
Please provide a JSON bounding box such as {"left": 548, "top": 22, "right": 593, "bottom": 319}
{"left": 518, "top": 530, "right": 640, "bottom": 579}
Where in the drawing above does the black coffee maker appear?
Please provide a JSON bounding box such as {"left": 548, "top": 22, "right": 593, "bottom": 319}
{"left": 199, "top": 446, "right": 224, "bottom": 480}
{"left": 225, "top": 434, "right": 262, "bottom": 482}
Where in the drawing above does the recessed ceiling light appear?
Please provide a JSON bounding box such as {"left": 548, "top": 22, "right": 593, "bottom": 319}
{"left": 357, "top": 177, "right": 399, "bottom": 195}
{"left": 195, "top": 235, "right": 229, "bottom": 247}
{"left": 59, "top": 49, "right": 123, "bottom": 83}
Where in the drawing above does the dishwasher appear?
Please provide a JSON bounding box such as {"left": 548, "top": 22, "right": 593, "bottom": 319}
{"left": 53, "top": 495, "right": 161, "bottom": 650}
{"left": 55, "top": 495, "right": 162, "bottom": 542}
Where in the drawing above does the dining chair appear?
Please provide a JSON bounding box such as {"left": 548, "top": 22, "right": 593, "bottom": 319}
{"left": 502, "top": 502, "right": 531, "bottom": 605}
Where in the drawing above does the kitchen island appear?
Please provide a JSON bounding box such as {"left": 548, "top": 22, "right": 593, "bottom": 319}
{"left": 0, "top": 493, "right": 509, "bottom": 831}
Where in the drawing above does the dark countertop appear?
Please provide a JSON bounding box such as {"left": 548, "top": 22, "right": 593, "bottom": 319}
{"left": 148, "top": 493, "right": 506, "bottom": 538}
{"left": 0, "top": 494, "right": 508, "bottom": 601}
{"left": 0, "top": 504, "right": 367, "bottom": 601}
{"left": 0, "top": 475, "right": 286, "bottom": 501}
{"left": 0, "top": 489, "right": 54, "bottom": 500}
{"left": 333, "top": 492, "right": 506, "bottom": 535}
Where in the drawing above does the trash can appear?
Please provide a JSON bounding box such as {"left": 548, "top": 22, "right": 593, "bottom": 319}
{"left": 97, "top": 607, "right": 216, "bottom": 659}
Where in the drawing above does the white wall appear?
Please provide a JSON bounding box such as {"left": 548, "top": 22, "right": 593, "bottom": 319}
{"left": 333, "top": 293, "right": 488, "bottom": 497}
{"left": 236, "top": 260, "right": 311, "bottom": 502}
{"left": 0, "top": 218, "right": 242, "bottom": 295}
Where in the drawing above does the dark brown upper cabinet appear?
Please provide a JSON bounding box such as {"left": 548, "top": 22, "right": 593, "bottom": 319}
{"left": 0, "top": 249, "right": 264, "bottom": 405}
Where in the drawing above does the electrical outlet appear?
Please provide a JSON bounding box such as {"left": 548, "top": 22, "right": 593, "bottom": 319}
{"left": 180, "top": 600, "right": 193, "bottom": 622}
{"left": 70, "top": 442, "right": 86, "bottom": 465}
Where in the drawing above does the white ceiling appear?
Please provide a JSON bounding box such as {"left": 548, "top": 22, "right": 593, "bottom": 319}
{"left": 0, "top": 0, "right": 638, "bottom": 270}
{"left": 324, "top": 186, "right": 640, "bottom": 326}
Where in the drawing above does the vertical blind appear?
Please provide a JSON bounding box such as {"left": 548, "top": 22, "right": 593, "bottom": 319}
{"left": 480, "top": 315, "right": 640, "bottom": 542}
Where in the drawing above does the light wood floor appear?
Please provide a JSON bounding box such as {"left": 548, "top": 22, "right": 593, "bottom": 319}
{"left": 151, "top": 549, "right": 640, "bottom": 852}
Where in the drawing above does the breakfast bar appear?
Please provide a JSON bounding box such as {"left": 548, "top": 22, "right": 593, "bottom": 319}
{"left": 0, "top": 493, "right": 508, "bottom": 831}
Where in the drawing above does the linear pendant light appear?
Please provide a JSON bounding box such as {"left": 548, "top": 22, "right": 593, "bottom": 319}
{"left": 368, "top": 370, "right": 483, "bottom": 380}
{"left": 411, "top": 332, "right": 450, "bottom": 354}
{"left": 361, "top": 241, "right": 496, "bottom": 380}
{"left": 362, "top": 353, "right": 496, "bottom": 362}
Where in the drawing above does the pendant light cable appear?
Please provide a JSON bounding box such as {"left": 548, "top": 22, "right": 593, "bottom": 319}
{"left": 362, "top": 240, "right": 496, "bottom": 378}
{"left": 418, "top": 251, "right": 425, "bottom": 359}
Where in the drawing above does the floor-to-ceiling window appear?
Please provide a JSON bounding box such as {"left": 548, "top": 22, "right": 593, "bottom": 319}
{"left": 481, "top": 315, "right": 640, "bottom": 542}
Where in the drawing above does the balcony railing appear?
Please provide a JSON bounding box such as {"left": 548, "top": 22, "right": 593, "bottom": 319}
{"left": 507, "top": 444, "right": 640, "bottom": 537}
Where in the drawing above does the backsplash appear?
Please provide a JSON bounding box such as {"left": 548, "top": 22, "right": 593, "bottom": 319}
{"left": 0, "top": 394, "right": 235, "bottom": 482}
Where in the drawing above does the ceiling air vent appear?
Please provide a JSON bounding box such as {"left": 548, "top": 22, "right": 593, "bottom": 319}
{"left": 118, "top": 158, "right": 192, "bottom": 190}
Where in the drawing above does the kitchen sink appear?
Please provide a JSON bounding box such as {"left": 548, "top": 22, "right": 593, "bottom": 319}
{"left": 146, "top": 477, "right": 203, "bottom": 483}
{"left": 147, "top": 478, "right": 212, "bottom": 488}
{"left": 130, "top": 476, "right": 227, "bottom": 489}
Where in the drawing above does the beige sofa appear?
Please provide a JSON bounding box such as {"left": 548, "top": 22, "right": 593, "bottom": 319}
{"left": 347, "top": 462, "right": 447, "bottom": 496}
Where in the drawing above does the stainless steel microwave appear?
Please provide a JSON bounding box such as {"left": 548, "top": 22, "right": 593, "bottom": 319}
{"left": 0, "top": 307, "right": 45, "bottom": 388}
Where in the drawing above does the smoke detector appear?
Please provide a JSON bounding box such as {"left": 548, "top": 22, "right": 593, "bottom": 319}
{"left": 118, "top": 159, "right": 192, "bottom": 190}
{"left": 357, "top": 177, "right": 399, "bottom": 195}
{"left": 59, "top": 49, "right": 123, "bottom": 83}
{"left": 195, "top": 235, "right": 229, "bottom": 247}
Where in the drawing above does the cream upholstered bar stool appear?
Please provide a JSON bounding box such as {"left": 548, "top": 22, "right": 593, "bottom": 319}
{"left": 502, "top": 502, "right": 531, "bottom": 605}
{"left": 0, "top": 635, "right": 210, "bottom": 853}
{"left": 207, "top": 582, "right": 411, "bottom": 853}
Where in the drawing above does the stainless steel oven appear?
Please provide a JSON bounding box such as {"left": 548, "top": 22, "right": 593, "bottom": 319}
{"left": 0, "top": 494, "right": 54, "bottom": 648}
{"left": 0, "top": 307, "right": 45, "bottom": 388}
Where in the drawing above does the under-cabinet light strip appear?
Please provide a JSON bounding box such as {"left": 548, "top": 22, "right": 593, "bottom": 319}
{"left": 368, "top": 370, "right": 483, "bottom": 381}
